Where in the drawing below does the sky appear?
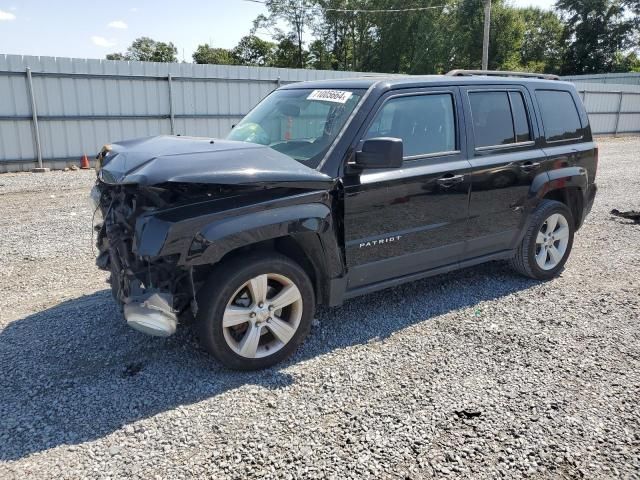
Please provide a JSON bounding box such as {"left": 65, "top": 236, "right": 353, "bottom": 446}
{"left": 0, "top": 0, "right": 556, "bottom": 62}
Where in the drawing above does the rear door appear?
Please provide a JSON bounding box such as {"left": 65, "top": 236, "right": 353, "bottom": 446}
{"left": 461, "top": 85, "right": 550, "bottom": 258}
{"left": 342, "top": 87, "right": 472, "bottom": 290}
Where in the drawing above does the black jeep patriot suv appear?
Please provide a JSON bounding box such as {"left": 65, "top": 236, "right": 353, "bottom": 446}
{"left": 93, "top": 70, "right": 597, "bottom": 370}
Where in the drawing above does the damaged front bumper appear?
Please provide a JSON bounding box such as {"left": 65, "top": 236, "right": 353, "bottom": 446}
{"left": 123, "top": 291, "right": 178, "bottom": 337}
{"left": 92, "top": 182, "right": 192, "bottom": 337}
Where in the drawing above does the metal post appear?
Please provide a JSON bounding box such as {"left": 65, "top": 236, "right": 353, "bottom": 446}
{"left": 614, "top": 91, "right": 623, "bottom": 136}
{"left": 482, "top": 0, "right": 491, "bottom": 70}
{"left": 167, "top": 73, "right": 175, "bottom": 135}
{"left": 25, "top": 67, "right": 44, "bottom": 170}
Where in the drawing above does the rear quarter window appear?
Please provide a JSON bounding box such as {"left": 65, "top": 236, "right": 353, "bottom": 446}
{"left": 535, "top": 90, "right": 583, "bottom": 142}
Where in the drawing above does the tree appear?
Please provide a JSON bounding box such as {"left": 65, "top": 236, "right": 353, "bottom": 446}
{"left": 556, "top": 0, "right": 637, "bottom": 74}
{"left": 313, "top": 0, "right": 531, "bottom": 74}
{"left": 270, "top": 33, "right": 307, "bottom": 68}
{"left": 253, "top": 0, "right": 316, "bottom": 68}
{"left": 308, "top": 39, "right": 335, "bottom": 70}
{"left": 612, "top": 51, "right": 640, "bottom": 72}
{"left": 519, "top": 8, "right": 565, "bottom": 74}
{"left": 314, "top": 0, "right": 377, "bottom": 71}
{"left": 106, "top": 53, "right": 126, "bottom": 61}
{"left": 445, "top": 0, "right": 527, "bottom": 72}
{"left": 126, "top": 37, "right": 178, "bottom": 62}
{"left": 236, "top": 0, "right": 637, "bottom": 75}
{"left": 192, "top": 44, "right": 236, "bottom": 64}
{"left": 105, "top": 37, "right": 178, "bottom": 62}
{"left": 232, "top": 35, "right": 276, "bottom": 66}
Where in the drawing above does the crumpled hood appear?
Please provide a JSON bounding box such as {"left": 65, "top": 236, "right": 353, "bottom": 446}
{"left": 98, "top": 135, "right": 332, "bottom": 189}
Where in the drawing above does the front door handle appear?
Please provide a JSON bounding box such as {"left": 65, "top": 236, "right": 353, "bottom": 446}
{"left": 520, "top": 161, "right": 541, "bottom": 172}
{"left": 436, "top": 174, "right": 465, "bottom": 187}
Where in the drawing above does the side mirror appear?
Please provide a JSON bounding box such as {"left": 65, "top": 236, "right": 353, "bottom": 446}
{"left": 355, "top": 137, "right": 403, "bottom": 169}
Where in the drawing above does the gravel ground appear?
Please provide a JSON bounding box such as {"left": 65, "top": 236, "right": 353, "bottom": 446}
{"left": 1, "top": 137, "right": 639, "bottom": 479}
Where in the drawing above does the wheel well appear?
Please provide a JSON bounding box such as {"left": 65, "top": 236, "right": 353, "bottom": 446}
{"left": 208, "top": 236, "right": 324, "bottom": 304}
{"left": 542, "top": 187, "right": 584, "bottom": 228}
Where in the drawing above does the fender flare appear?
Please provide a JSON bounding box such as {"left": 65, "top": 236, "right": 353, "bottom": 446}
{"left": 530, "top": 166, "right": 588, "bottom": 201}
{"left": 510, "top": 166, "right": 588, "bottom": 249}
{"left": 187, "top": 203, "right": 333, "bottom": 265}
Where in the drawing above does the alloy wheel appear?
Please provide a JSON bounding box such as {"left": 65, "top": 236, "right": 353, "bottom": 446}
{"left": 222, "top": 273, "right": 303, "bottom": 358}
{"left": 535, "top": 213, "right": 570, "bottom": 270}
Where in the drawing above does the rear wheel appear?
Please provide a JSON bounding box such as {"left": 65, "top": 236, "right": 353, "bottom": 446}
{"left": 196, "top": 253, "right": 314, "bottom": 370}
{"left": 510, "top": 200, "right": 575, "bottom": 280}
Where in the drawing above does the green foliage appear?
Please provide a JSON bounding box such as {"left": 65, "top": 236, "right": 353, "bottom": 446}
{"left": 308, "top": 39, "right": 335, "bottom": 70}
{"left": 556, "top": 0, "right": 637, "bottom": 74}
{"left": 106, "top": 53, "right": 126, "bottom": 61}
{"left": 253, "top": 0, "right": 316, "bottom": 68}
{"left": 445, "top": 0, "right": 526, "bottom": 70}
{"left": 310, "top": 0, "right": 637, "bottom": 74}
{"left": 311, "top": 0, "right": 567, "bottom": 74}
{"left": 519, "top": 8, "right": 565, "bottom": 74}
{"left": 105, "top": 2, "right": 639, "bottom": 75}
{"left": 232, "top": 35, "right": 276, "bottom": 66}
{"left": 271, "top": 33, "right": 309, "bottom": 68}
{"left": 128, "top": 37, "right": 177, "bottom": 62}
{"left": 106, "top": 37, "right": 178, "bottom": 63}
{"left": 192, "top": 44, "right": 236, "bottom": 65}
{"left": 612, "top": 51, "right": 640, "bottom": 72}
{"left": 313, "top": 0, "right": 377, "bottom": 71}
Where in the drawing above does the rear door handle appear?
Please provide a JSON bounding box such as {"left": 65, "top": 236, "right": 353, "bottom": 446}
{"left": 520, "top": 162, "right": 540, "bottom": 172}
{"left": 436, "top": 174, "right": 465, "bottom": 187}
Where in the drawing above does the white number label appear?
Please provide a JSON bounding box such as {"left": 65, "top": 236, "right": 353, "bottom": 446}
{"left": 307, "top": 89, "right": 353, "bottom": 104}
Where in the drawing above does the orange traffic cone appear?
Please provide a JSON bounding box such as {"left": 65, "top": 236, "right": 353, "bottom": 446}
{"left": 80, "top": 154, "right": 90, "bottom": 169}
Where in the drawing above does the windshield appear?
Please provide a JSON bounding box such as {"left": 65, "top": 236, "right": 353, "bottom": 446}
{"left": 227, "top": 88, "right": 364, "bottom": 168}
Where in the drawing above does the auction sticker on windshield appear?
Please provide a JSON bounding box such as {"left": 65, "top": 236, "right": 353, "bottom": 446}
{"left": 307, "top": 89, "right": 353, "bottom": 104}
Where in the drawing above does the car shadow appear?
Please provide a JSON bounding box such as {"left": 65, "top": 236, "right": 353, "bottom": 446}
{"left": 0, "top": 261, "right": 536, "bottom": 461}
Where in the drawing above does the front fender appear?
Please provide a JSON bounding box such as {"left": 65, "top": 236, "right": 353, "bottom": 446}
{"left": 187, "top": 203, "right": 332, "bottom": 265}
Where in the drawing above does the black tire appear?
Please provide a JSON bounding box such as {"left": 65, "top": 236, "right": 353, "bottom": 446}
{"left": 195, "top": 252, "right": 315, "bottom": 370}
{"left": 510, "top": 199, "right": 575, "bottom": 280}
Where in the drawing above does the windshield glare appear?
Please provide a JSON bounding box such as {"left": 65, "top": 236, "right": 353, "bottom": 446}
{"left": 226, "top": 88, "right": 364, "bottom": 168}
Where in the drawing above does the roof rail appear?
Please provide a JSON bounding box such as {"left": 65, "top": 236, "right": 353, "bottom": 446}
{"left": 446, "top": 69, "right": 560, "bottom": 81}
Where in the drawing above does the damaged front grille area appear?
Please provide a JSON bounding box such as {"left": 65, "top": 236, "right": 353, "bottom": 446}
{"left": 94, "top": 182, "right": 196, "bottom": 333}
{"left": 92, "top": 179, "right": 267, "bottom": 336}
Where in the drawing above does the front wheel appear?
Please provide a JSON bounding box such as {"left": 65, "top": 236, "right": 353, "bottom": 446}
{"left": 510, "top": 200, "right": 575, "bottom": 280}
{"left": 196, "top": 253, "right": 315, "bottom": 370}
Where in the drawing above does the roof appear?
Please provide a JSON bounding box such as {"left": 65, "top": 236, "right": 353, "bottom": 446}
{"left": 281, "top": 74, "right": 574, "bottom": 91}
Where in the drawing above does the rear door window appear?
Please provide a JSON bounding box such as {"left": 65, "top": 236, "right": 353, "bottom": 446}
{"left": 510, "top": 92, "right": 531, "bottom": 143}
{"left": 535, "top": 90, "right": 582, "bottom": 142}
{"left": 468, "top": 90, "right": 533, "bottom": 149}
{"left": 469, "top": 91, "right": 514, "bottom": 147}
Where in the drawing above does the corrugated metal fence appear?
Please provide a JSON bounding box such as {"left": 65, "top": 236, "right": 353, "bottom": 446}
{"left": 1, "top": 54, "right": 639, "bottom": 172}
{"left": 563, "top": 72, "right": 640, "bottom": 86}
{"left": 0, "top": 55, "right": 374, "bottom": 172}
{"left": 571, "top": 82, "right": 640, "bottom": 136}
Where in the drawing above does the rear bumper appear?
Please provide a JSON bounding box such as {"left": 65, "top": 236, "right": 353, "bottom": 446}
{"left": 581, "top": 182, "right": 597, "bottom": 226}
{"left": 585, "top": 183, "right": 597, "bottom": 215}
